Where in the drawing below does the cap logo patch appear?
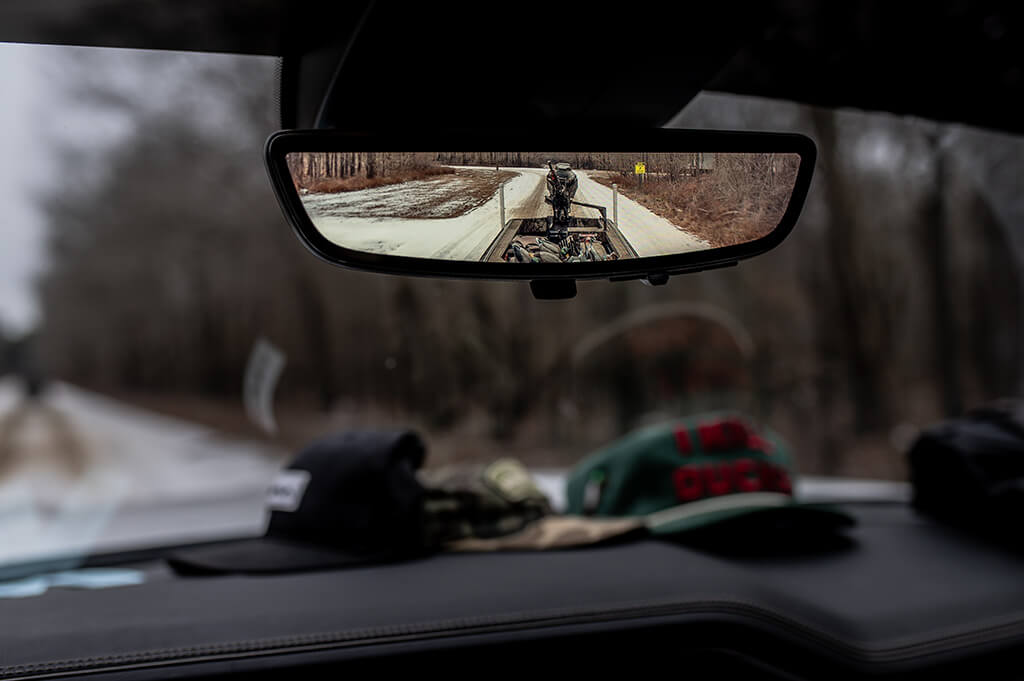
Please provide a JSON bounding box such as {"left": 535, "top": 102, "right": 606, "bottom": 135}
{"left": 267, "top": 469, "right": 312, "bottom": 512}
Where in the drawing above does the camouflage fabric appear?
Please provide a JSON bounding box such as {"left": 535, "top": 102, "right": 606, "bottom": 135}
{"left": 420, "top": 458, "right": 553, "bottom": 547}
{"left": 420, "top": 458, "right": 646, "bottom": 551}
{"left": 445, "top": 516, "right": 645, "bottom": 552}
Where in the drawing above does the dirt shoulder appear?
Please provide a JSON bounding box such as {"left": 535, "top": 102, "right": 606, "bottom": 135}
{"left": 407, "top": 168, "right": 518, "bottom": 219}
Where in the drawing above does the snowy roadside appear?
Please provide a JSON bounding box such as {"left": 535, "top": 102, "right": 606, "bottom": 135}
{"left": 0, "top": 379, "right": 284, "bottom": 565}
{"left": 308, "top": 167, "right": 546, "bottom": 260}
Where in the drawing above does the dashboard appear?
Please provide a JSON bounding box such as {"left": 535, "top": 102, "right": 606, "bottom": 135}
{"left": 4, "top": 503, "right": 1024, "bottom": 680}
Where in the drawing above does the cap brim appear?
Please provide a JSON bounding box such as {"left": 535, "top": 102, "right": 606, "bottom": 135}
{"left": 166, "top": 536, "right": 405, "bottom": 576}
{"left": 646, "top": 492, "right": 855, "bottom": 536}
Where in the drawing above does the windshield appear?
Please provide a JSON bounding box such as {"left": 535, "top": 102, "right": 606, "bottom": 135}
{"left": 1, "top": 43, "right": 1022, "bottom": 569}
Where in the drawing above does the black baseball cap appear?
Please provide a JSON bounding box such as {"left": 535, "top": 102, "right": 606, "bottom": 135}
{"left": 167, "top": 430, "right": 431, "bottom": 575}
{"left": 909, "top": 400, "right": 1024, "bottom": 550}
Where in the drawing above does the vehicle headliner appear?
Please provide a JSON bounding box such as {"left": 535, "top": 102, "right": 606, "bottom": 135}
{"left": 0, "top": 0, "right": 1021, "bottom": 134}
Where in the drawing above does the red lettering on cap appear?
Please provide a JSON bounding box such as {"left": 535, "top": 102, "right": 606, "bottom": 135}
{"left": 748, "top": 434, "right": 774, "bottom": 455}
{"left": 697, "top": 418, "right": 750, "bottom": 452}
{"left": 733, "top": 459, "right": 761, "bottom": 492}
{"left": 702, "top": 463, "right": 735, "bottom": 496}
{"left": 673, "top": 427, "right": 692, "bottom": 455}
{"left": 723, "top": 419, "right": 752, "bottom": 446}
{"left": 673, "top": 466, "right": 702, "bottom": 501}
{"left": 758, "top": 462, "right": 794, "bottom": 496}
{"left": 697, "top": 423, "right": 724, "bottom": 451}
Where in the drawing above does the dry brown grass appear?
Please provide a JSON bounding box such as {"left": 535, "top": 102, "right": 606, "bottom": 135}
{"left": 590, "top": 155, "right": 800, "bottom": 248}
{"left": 306, "top": 166, "right": 455, "bottom": 194}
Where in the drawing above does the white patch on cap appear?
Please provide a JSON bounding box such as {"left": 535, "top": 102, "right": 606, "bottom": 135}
{"left": 266, "top": 469, "right": 312, "bottom": 512}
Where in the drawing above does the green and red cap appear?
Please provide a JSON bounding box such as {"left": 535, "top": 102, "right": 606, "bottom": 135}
{"left": 566, "top": 413, "right": 854, "bottom": 535}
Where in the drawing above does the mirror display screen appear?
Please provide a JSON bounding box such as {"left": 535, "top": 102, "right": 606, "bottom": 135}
{"left": 285, "top": 152, "right": 801, "bottom": 263}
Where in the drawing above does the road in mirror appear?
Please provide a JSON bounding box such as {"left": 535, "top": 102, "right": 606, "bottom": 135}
{"left": 286, "top": 152, "right": 801, "bottom": 263}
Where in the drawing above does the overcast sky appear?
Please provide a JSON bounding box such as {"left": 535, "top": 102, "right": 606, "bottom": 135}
{"left": 0, "top": 43, "right": 50, "bottom": 334}
{"left": 0, "top": 43, "right": 137, "bottom": 335}
{"left": 0, "top": 44, "right": 275, "bottom": 336}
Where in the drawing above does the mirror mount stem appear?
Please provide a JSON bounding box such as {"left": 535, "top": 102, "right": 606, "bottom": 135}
{"left": 530, "top": 280, "right": 577, "bottom": 300}
{"left": 642, "top": 273, "right": 670, "bottom": 286}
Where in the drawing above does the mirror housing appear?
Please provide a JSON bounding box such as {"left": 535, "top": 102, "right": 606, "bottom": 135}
{"left": 265, "top": 128, "right": 815, "bottom": 296}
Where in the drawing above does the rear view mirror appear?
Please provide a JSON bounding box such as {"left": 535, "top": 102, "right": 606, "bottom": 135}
{"left": 265, "top": 129, "right": 815, "bottom": 294}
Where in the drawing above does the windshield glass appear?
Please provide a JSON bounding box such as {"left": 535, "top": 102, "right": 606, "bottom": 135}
{"left": 1, "top": 43, "right": 1022, "bottom": 569}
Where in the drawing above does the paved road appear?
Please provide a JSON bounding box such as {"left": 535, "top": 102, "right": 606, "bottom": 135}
{"left": 0, "top": 379, "right": 285, "bottom": 566}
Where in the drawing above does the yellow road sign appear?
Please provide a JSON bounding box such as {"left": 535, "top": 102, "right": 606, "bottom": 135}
{"left": 634, "top": 162, "right": 646, "bottom": 175}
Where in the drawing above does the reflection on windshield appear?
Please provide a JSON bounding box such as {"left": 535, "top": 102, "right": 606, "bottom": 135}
{"left": 1, "top": 44, "right": 1023, "bottom": 567}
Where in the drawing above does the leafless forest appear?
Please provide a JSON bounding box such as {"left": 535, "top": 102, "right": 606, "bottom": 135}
{"left": 589, "top": 153, "right": 801, "bottom": 247}
{"left": 288, "top": 152, "right": 452, "bottom": 193}
{"left": 289, "top": 150, "right": 752, "bottom": 190}
{"left": 5, "top": 53, "right": 1022, "bottom": 478}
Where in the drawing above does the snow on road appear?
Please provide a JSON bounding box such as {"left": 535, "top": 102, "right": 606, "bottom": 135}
{"left": 306, "top": 166, "right": 710, "bottom": 261}
{"left": 308, "top": 167, "right": 546, "bottom": 261}
{"left": 0, "top": 380, "right": 285, "bottom": 565}
{"left": 572, "top": 172, "right": 710, "bottom": 257}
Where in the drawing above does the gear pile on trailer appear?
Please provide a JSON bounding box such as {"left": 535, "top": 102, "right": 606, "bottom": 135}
{"left": 481, "top": 162, "right": 638, "bottom": 263}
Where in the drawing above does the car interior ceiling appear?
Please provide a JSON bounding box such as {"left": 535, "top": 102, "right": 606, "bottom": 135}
{"left": 1, "top": 2, "right": 1022, "bottom": 134}
{"left": 1, "top": 1, "right": 1024, "bottom": 679}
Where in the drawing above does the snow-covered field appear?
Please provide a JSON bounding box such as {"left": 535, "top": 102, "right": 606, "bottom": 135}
{"left": 305, "top": 167, "right": 544, "bottom": 260}
{"left": 303, "top": 165, "right": 711, "bottom": 261}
